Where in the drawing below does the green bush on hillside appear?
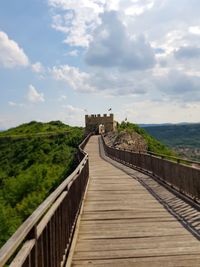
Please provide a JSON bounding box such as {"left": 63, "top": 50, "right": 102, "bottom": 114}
{"left": 0, "top": 121, "right": 84, "bottom": 248}
{"left": 118, "top": 121, "right": 173, "bottom": 156}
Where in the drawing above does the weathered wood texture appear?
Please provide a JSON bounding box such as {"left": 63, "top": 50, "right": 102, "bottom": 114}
{"left": 102, "top": 137, "right": 200, "bottom": 201}
{"left": 70, "top": 136, "right": 200, "bottom": 267}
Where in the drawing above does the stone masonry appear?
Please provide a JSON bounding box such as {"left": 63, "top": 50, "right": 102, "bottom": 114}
{"left": 85, "top": 113, "right": 117, "bottom": 133}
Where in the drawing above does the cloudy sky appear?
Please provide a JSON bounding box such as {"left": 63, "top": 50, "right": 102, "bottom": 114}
{"left": 1, "top": 0, "right": 200, "bottom": 128}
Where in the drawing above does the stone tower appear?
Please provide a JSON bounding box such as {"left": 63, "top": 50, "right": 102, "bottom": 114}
{"left": 85, "top": 114, "right": 116, "bottom": 133}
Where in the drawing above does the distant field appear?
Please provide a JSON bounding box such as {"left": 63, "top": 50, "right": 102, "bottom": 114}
{"left": 143, "top": 124, "right": 200, "bottom": 161}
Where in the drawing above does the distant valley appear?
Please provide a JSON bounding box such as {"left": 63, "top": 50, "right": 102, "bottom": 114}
{"left": 142, "top": 123, "right": 200, "bottom": 161}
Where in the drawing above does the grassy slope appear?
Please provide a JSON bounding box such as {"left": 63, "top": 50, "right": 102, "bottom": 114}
{"left": 0, "top": 120, "right": 72, "bottom": 138}
{"left": 142, "top": 124, "right": 200, "bottom": 161}
{"left": 118, "top": 121, "right": 174, "bottom": 156}
{"left": 143, "top": 124, "right": 200, "bottom": 147}
{"left": 0, "top": 121, "right": 84, "bottom": 247}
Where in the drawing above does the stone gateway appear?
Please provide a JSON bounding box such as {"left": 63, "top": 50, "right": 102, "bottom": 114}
{"left": 85, "top": 113, "right": 117, "bottom": 134}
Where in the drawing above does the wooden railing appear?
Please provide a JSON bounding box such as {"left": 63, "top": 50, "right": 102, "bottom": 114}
{"left": 147, "top": 151, "right": 200, "bottom": 166}
{"left": 102, "top": 136, "right": 200, "bottom": 201}
{"left": 0, "top": 133, "right": 91, "bottom": 267}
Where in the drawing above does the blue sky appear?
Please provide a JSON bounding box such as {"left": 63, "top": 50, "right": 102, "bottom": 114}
{"left": 0, "top": 0, "right": 200, "bottom": 128}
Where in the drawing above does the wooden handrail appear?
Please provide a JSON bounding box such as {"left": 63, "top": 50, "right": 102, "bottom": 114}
{"left": 147, "top": 151, "right": 200, "bottom": 166}
{"left": 102, "top": 135, "right": 200, "bottom": 201}
{"left": 9, "top": 240, "right": 35, "bottom": 267}
{"left": 107, "top": 139, "right": 200, "bottom": 166}
{"left": 0, "top": 132, "right": 92, "bottom": 267}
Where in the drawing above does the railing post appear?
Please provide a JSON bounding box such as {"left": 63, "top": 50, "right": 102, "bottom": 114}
{"left": 27, "top": 225, "right": 37, "bottom": 267}
{"left": 101, "top": 134, "right": 200, "bottom": 201}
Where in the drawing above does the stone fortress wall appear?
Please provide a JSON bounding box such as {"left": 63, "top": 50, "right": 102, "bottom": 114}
{"left": 85, "top": 113, "right": 117, "bottom": 133}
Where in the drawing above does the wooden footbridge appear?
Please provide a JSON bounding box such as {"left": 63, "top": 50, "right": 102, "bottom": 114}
{"left": 1, "top": 134, "right": 200, "bottom": 266}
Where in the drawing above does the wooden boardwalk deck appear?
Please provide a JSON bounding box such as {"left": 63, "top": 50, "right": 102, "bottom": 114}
{"left": 69, "top": 136, "right": 200, "bottom": 266}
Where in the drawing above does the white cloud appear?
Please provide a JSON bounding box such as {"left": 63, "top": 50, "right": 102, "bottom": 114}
{"left": 48, "top": 0, "right": 105, "bottom": 11}
{"left": 118, "top": 99, "right": 200, "bottom": 124}
{"left": 61, "top": 104, "right": 85, "bottom": 125}
{"left": 85, "top": 11, "right": 156, "bottom": 70}
{"left": 48, "top": 0, "right": 158, "bottom": 48}
{"left": 8, "top": 101, "right": 17, "bottom": 107}
{"left": 50, "top": 65, "right": 96, "bottom": 92}
{"left": 31, "top": 62, "right": 44, "bottom": 73}
{"left": 49, "top": 61, "right": 200, "bottom": 104}
{"left": 66, "top": 50, "right": 79, "bottom": 57}
{"left": 105, "top": 0, "right": 120, "bottom": 11}
{"left": 155, "top": 70, "right": 200, "bottom": 102}
{"left": 27, "top": 85, "right": 45, "bottom": 103}
{"left": 0, "top": 31, "right": 29, "bottom": 68}
{"left": 89, "top": 68, "right": 152, "bottom": 96}
{"left": 8, "top": 101, "right": 25, "bottom": 107}
{"left": 64, "top": 104, "right": 83, "bottom": 113}
{"left": 45, "top": 0, "right": 200, "bottom": 124}
{"left": 189, "top": 26, "right": 200, "bottom": 35}
{"left": 49, "top": 0, "right": 105, "bottom": 47}
{"left": 50, "top": 63, "right": 153, "bottom": 96}
{"left": 58, "top": 95, "right": 67, "bottom": 101}
{"left": 123, "top": 0, "right": 155, "bottom": 16}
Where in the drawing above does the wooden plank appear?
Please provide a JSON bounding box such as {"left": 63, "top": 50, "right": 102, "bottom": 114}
{"left": 75, "top": 236, "right": 200, "bottom": 251}
{"left": 73, "top": 247, "right": 200, "bottom": 260}
{"left": 72, "top": 256, "right": 200, "bottom": 267}
{"left": 81, "top": 217, "right": 175, "bottom": 223}
{"left": 77, "top": 231, "right": 188, "bottom": 240}
{"left": 69, "top": 136, "right": 200, "bottom": 266}
{"left": 79, "top": 218, "right": 181, "bottom": 225}
{"left": 81, "top": 212, "right": 173, "bottom": 221}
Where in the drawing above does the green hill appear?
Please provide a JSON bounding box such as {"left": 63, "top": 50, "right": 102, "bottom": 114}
{"left": 117, "top": 121, "right": 174, "bottom": 156}
{"left": 0, "top": 121, "right": 84, "bottom": 248}
{"left": 143, "top": 124, "right": 200, "bottom": 160}
{"left": 0, "top": 120, "right": 72, "bottom": 138}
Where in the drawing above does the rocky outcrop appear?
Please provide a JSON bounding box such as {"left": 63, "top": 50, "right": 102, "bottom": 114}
{"left": 104, "top": 130, "right": 147, "bottom": 152}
